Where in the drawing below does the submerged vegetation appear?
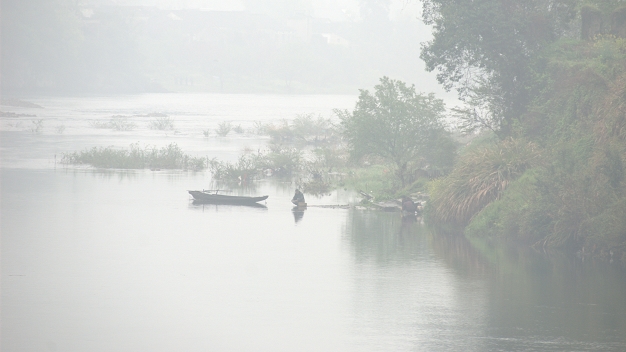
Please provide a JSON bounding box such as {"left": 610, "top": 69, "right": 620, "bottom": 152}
{"left": 62, "top": 143, "right": 206, "bottom": 170}
{"left": 148, "top": 116, "right": 174, "bottom": 130}
{"left": 261, "top": 113, "right": 340, "bottom": 146}
{"left": 215, "top": 121, "right": 232, "bottom": 136}
{"left": 89, "top": 116, "right": 137, "bottom": 131}
{"left": 30, "top": 119, "right": 43, "bottom": 133}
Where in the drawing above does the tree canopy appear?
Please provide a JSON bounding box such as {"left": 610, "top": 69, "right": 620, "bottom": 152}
{"left": 420, "top": 0, "right": 579, "bottom": 137}
{"left": 338, "top": 77, "right": 455, "bottom": 186}
{"left": 425, "top": 1, "right": 626, "bottom": 254}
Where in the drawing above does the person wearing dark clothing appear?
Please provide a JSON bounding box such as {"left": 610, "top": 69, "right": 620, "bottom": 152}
{"left": 401, "top": 196, "right": 417, "bottom": 213}
{"left": 292, "top": 189, "right": 305, "bottom": 205}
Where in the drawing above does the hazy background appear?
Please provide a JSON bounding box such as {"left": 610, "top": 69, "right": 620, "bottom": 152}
{"left": 1, "top": 0, "right": 454, "bottom": 100}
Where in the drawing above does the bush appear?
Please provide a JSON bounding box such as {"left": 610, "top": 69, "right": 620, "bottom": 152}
{"left": 257, "top": 146, "right": 302, "bottom": 176}
{"left": 30, "top": 119, "right": 44, "bottom": 133}
{"left": 250, "top": 120, "right": 269, "bottom": 135}
{"left": 208, "top": 154, "right": 259, "bottom": 182}
{"left": 149, "top": 116, "right": 174, "bottom": 130}
{"left": 89, "top": 116, "right": 137, "bottom": 131}
{"left": 233, "top": 124, "right": 244, "bottom": 134}
{"left": 428, "top": 138, "right": 541, "bottom": 226}
{"left": 580, "top": 199, "right": 626, "bottom": 252}
{"left": 215, "top": 121, "right": 232, "bottom": 136}
{"left": 62, "top": 143, "right": 206, "bottom": 170}
{"left": 464, "top": 169, "right": 552, "bottom": 245}
{"left": 343, "top": 165, "right": 398, "bottom": 201}
{"left": 265, "top": 114, "right": 339, "bottom": 146}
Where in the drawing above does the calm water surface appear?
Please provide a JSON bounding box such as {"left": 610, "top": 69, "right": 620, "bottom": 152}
{"left": 2, "top": 94, "right": 626, "bottom": 351}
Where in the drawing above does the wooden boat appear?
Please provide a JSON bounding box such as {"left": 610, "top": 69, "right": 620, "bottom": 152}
{"left": 188, "top": 190, "right": 268, "bottom": 205}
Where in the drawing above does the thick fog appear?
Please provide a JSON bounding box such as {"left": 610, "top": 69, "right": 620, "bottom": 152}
{"left": 1, "top": 0, "right": 454, "bottom": 101}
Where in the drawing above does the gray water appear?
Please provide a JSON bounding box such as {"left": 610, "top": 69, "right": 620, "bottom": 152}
{"left": 2, "top": 94, "right": 626, "bottom": 351}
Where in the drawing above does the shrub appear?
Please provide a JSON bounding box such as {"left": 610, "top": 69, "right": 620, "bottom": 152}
{"left": 265, "top": 114, "right": 339, "bottom": 146}
{"left": 464, "top": 169, "right": 552, "bottom": 244}
{"left": 233, "top": 124, "right": 244, "bottom": 134}
{"left": 215, "top": 121, "right": 232, "bottom": 136}
{"left": 428, "top": 138, "right": 541, "bottom": 226}
{"left": 62, "top": 142, "right": 206, "bottom": 170}
{"left": 342, "top": 164, "right": 398, "bottom": 201}
{"left": 89, "top": 116, "right": 137, "bottom": 131}
{"left": 149, "top": 116, "right": 174, "bottom": 130}
{"left": 207, "top": 154, "right": 259, "bottom": 182}
{"left": 31, "top": 119, "right": 43, "bottom": 133}
{"left": 250, "top": 120, "right": 269, "bottom": 135}
{"left": 257, "top": 146, "right": 302, "bottom": 176}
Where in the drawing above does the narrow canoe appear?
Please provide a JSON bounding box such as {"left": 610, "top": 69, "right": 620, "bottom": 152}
{"left": 188, "top": 190, "right": 268, "bottom": 204}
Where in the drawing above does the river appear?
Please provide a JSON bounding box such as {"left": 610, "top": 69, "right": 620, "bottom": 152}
{"left": 2, "top": 93, "right": 626, "bottom": 351}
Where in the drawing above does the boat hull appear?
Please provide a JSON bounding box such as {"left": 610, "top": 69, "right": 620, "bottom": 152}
{"left": 188, "top": 191, "right": 268, "bottom": 204}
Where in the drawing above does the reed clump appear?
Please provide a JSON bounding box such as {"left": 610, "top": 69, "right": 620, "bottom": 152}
{"left": 89, "top": 116, "right": 137, "bottom": 131}
{"left": 428, "top": 138, "right": 541, "bottom": 226}
{"left": 208, "top": 154, "right": 259, "bottom": 182}
{"left": 148, "top": 116, "right": 174, "bottom": 130}
{"left": 62, "top": 142, "right": 206, "bottom": 170}
{"left": 215, "top": 121, "right": 232, "bottom": 136}
{"left": 30, "top": 119, "right": 44, "bottom": 133}
{"left": 264, "top": 114, "right": 339, "bottom": 145}
{"left": 207, "top": 146, "right": 303, "bottom": 182}
{"left": 257, "top": 146, "right": 302, "bottom": 176}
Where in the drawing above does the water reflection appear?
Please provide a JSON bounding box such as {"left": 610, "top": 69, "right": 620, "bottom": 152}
{"left": 189, "top": 200, "right": 268, "bottom": 210}
{"left": 342, "top": 209, "right": 488, "bottom": 350}
{"left": 291, "top": 206, "right": 305, "bottom": 223}
{"left": 3, "top": 168, "right": 625, "bottom": 351}
{"left": 343, "top": 209, "right": 426, "bottom": 264}
{"left": 342, "top": 209, "right": 626, "bottom": 351}
{"left": 464, "top": 238, "right": 626, "bottom": 351}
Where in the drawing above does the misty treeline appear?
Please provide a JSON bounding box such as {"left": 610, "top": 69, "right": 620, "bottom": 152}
{"left": 421, "top": 0, "right": 626, "bottom": 258}
{"left": 1, "top": 0, "right": 424, "bottom": 94}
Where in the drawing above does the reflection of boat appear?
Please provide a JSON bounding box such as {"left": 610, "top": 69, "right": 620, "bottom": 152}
{"left": 188, "top": 190, "right": 268, "bottom": 205}
{"left": 191, "top": 200, "right": 267, "bottom": 209}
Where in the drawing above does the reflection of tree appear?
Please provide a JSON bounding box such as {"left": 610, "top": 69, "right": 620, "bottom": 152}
{"left": 343, "top": 210, "right": 427, "bottom": 264}
{"left": 344, "top": 209, "right": 626, "bottom": 346}
{"left": 474, "top": 239, "right": 626, "bottom": 344}
{"left": 429, "top": 232, "right": 491, "bottom": 278}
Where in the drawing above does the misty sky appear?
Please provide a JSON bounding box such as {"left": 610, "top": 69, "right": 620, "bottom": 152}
{"left": 1, "top": 0, "right": 456, "bottom": 104}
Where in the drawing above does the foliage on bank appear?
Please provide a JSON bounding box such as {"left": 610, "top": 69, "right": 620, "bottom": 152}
{"left": 428, "top": 138, "right": 541, "bottom": 226}
{"left": 424, "top": 1, "right": 626, "bottom": 256}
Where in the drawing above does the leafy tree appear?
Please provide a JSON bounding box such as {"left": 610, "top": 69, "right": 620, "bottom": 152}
{"left": 420, "top": 0, "right": 579, "bottom": 137}
{"left": 338, "top": 77, "right": 455, "bottom": 186}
